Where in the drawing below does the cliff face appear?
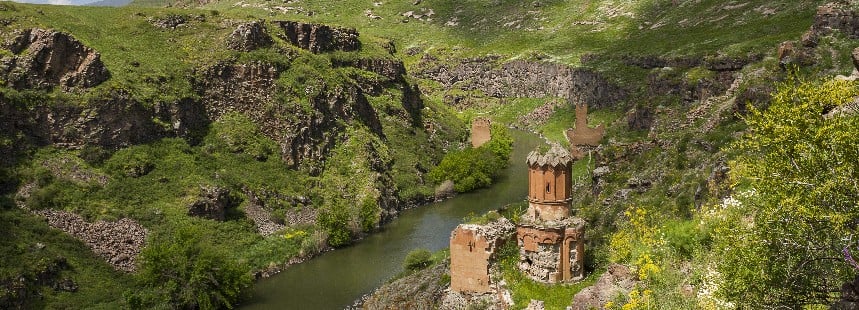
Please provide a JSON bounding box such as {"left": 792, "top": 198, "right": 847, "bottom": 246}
{"left": 415, "top": 57, "right": 626, "bottom": 107}
{"left": 2, "top": 29, "right": 109, "bottom": 91}
{"left": 193, "top": 60, "right": 386, "bottom": 170}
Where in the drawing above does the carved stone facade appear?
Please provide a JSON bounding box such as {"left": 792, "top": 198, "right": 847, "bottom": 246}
{"left": 471, "top": 117, "right": 492, "bottom": 148}
{"left": 517, "top": 145, "right": 586, "bottom": 283}
{"left": 517, "top": 220, "right": 585, "bottom": 283}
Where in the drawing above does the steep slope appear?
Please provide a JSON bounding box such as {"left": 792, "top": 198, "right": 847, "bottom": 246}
{"left": 0, "top": 3, "right": 467, "bottom": 308}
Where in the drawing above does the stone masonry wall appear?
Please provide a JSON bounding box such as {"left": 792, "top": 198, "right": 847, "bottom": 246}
{"left": 450, "top": 218, "right": 515, "bottom": 294}
{"left": 471, "top": 118, "right": 491, "bottom": 148}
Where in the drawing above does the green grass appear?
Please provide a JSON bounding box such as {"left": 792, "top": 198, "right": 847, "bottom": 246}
{"left": 0, "top": 206, "right": 133, "bottom": 308}
{"left": 497, "top": 241, "right": 600, "bottom": 310}
{"left": 160, "top": 0, "right": 827, "bottom": 66}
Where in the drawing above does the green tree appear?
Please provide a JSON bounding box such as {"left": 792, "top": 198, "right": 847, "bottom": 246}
{"left": 128, "top": 224, "right": 252, "bottom": 309}
{"left": 715, "top": 78, "right": 859, "bottom": 306}
{"left": 427, "top": 125, "right": 513, "bottom": 193}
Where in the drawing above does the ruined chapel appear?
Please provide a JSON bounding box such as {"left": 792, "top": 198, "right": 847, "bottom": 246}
{"left": 449, "top": 144, "right": 587, "bottom": 295}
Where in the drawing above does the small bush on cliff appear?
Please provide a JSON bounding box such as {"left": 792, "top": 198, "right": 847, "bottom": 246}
{"left": 105, "top": 149, "right": 154, "bottom": 178}
{"left": 404, "top": 249, "right": 432, "bottom": 271}
{"left": 427, "top": 125, "right": 513, "bottom": 193}
{"left": 205, "top": 112, "right": 277, "bottom": 161}
{"left": 127, "top": 224, "right": 251, "bottom": 310}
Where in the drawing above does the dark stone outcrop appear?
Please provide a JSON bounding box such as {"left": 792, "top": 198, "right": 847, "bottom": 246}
{"left": 0, "top": 91, "right": 163, "bottom": 153}
{"left": 734, "top": 83, "right": 773, "bottom": 115}
{"left": 1, "top": 28, "right": 109, "bottom": 91}
{"left": 647, "top": 69, "right": 735, "bottom": 104}
{"left": 148, "top": 14, "right": 187, "bottom": 29}
{"left": 332, "top": 57, "right": 406, "bottom": 82}
{"left": 274, "top": 21, "right": 360, "bottom": 53}
{"left": 626, "top": 106, "right": 654, "bottom": 131}
{"left": 777, "top": 41, "right": 816, "bottom": 69}
{"left": 0, "top": 256, "right": 75, "bottom": 309}
{"left": 832, "top": 275, "right": 859, "bottom": 310}
{"left": 853, "top": 47, "right": 859, "bottom": 72}
{"left": 226, "top": 21, "right": 273, "bottom": 52}
{"left": 188, "top": 186, "right": 236, "bottom": 221}
{"left": 811, "top": 3, "right": 859, "bottom": 40}
{"left": 416, "top": 57, "right": 626, "bottom": 107}
{"left": 621, "top": 55, "right": 702, "bottom": 69}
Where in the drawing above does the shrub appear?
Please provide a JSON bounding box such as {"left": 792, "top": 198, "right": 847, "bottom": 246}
{"left": 105, "top": 149, "right": 154, "bottom": 178}
{"left": 715, "top": 77, "right": 859, "bottom": 306}
{"left": 317, "top": 206, "right": 352, "bottom": 247}
{"left": 128, "top": 224, "right": 252, "bottom": 310}
{"left": 205, "top": 112, "right": 277, "bottom": 161}
{"left": 403, "top": 248, "right": 432, "bottom": 271}
{"left": 427, "top": 125, "right": 513, "bottom": 193}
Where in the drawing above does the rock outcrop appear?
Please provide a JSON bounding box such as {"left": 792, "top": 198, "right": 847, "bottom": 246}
{"left": 570, "top": 264, "right": 637, "bottom": 310}
{"left": 362, "top": 262, "right": 450, "bottom": 310}
{"left": 853, "top": 47, "right": 859, "bottom": 72}
{"left": 194, "top": 60, "right": 383, "bottom": 169}
{"left": 0, "top": 91, "right": 165, "bottom": 153}
{"left": 0, "top": 256, "right": 77, "bottom": 309}
{"left": 810, "top": 2, "right": 859, "bottom": 40}
{"left": 33, "top": 209, "right": 147, "bottom": 272}
{"left": 187, "top": 186, "right": 236, "bottom": 221}
{"left": 1, "top": 28, "right": 109, "bottom": 91}
{"left": 226, "top": 21, "right": 273, "bottom": 52}
{"left": 416, "top": 57, "right": 626, "bottom": 107}
{"left": 275, "top": 21, "right": 360, "bottom": 53}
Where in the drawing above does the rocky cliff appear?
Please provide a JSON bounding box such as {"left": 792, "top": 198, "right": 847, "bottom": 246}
{"left": 1, "top": 29, "right": 109, "bottom": 91}
{"left": 415, "top": 56, "right": 626, "bottom": 107}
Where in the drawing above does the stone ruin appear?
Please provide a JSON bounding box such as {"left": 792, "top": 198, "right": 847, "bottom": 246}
{"left": 449, "top": 144, "right": 587, "bottom": 299}
{"left": 518, "top": 145, "right": 586, "bottom": 282}
{"left": 449, "top": 217, "right": 515, "bottom": 293}
{"left": 471, "top": 117, "right": 492, "bottom": 148}
{"left": 565, "top": 104, "right": 604, "bottom": 159}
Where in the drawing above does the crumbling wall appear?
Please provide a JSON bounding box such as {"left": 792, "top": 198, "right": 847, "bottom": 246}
{"left": 516, "top": 221, "right": 585, "bottom": 283}
{"left": 449, "top": 218, "right": 514, "bottom": 293}
{"left": 565, "top": 104, "right": 604, "bottom": 147}
{"left": 471, "top": 118, "right": 491, "bottom": 148}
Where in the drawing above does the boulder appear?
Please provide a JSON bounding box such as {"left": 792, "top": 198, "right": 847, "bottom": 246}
{"left": 187, "top": 186, "right": 235, "bottom": 221}
{"left": 226, "top": 21, "right": 273, "bottom": 52}
{"left": 2, "top": 28, "right": 109, "bottom": 91}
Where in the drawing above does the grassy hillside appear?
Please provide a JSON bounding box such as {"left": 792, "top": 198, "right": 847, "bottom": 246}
{"left": 148, "top": 0, "right": 825, "bottom": 63}
{"left": 1, "top": 0, "right": 858, "bottom": 308}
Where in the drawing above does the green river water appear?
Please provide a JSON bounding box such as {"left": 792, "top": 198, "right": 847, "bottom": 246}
{"left": 242, "top": 130, "right": 544, "bottom": 310}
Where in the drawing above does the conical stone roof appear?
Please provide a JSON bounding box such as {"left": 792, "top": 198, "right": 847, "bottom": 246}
{"left": 526, "top": 144, "right": 574, "bottom": 167}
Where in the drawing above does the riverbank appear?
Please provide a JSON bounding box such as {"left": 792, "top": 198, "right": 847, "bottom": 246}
{"left": 241, "top": 129, "right": 544, "bottom": 309}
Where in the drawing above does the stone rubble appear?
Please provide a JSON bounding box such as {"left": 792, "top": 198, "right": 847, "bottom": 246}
{"left": 33, "top": 209, "right": 147, "bottom": 272}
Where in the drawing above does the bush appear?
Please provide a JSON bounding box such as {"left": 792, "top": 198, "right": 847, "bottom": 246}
{"left": 105, "top": 149, "right": 154, "bottom": 177}
{"left": 205, "top": 112, "right": 277, "bottom": 161}
{"left": 403, "top": 249, "right": 432, "bottom": 271}
{"left": 714, "top": 77, "right": 859, "bottom": 306}
{"left": 317, "top": 206, "right": 352, "bottom": 247}
{"left": 427, "top": 125, "right": 513, "bottom": 193}
{"left": 128, "top": 224, "right": 252, "bottom": 309}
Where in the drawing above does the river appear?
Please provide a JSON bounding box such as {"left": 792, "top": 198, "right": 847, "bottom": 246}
{"left": 242, "top": 130, "right": 544, "bottom": 310}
